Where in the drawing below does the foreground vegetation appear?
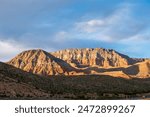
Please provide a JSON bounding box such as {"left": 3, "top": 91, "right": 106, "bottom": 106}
{"left": 0, "top": 62, "right": 150, "bottom": 99}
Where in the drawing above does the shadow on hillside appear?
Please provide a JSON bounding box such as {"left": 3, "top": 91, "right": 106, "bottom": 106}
{"left": 83, "top": 66, "right": 139, "bottom": 75}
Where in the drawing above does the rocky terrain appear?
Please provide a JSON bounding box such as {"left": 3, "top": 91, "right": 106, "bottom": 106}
{"left": 8, "top": 49, "right": 75, "bottom": 76}
{"left": 0, "top": 62, "right": 50, "bottom": 99}
{"left": 1, "top": 47, "right": 149, "bottom": 100}
{"left": 7, "top": 48, "right": 149, "bottom": 78}
{"left": 51, "top": 48, "right": 141, "bottom": 68}
{"left": 1, "top": 62, "right": 150, "bottom": 99}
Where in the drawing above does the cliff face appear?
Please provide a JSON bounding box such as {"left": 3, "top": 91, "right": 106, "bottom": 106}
{"left": 51, "top": 48, "right": 140, "bottom": 68}
{"left": 7, "top": 48, "right": 148, "bottom": 78}
{"left": 8, "top": 49, "right": 75, "bottom": 76}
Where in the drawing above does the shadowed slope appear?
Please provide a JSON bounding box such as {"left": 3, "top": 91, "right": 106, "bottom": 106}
{"left": 0, "top": 62, "right": 51, "bottom": 99}
{"left": 7, "top": 48, "right": 149, "bottom": 78}
{"left": 123, "top": 60, "right": 150, "bottom": 78}
{"left": 1, "top": 62, "right": 150, "bottom": 99}
{"left": 8, "top": 49, "right": 76, "bottom": 76}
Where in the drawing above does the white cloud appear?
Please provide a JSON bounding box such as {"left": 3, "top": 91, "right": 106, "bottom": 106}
{"left": 70, "top": 4, "right": 147, "bottom": 42}
{"left": 75, "top": 19, "right": 105, "bottom": 33}
{"left": 0, "top": 39, "right": 28, "bottom": 62}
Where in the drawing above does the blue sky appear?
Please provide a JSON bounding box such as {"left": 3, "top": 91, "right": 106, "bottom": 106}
{"left": 0, "top": 0, "right": 150, "bottom": 61}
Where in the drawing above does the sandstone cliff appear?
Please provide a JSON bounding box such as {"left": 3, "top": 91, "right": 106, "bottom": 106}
{"left": 8, "top": 49, "right": 75, "bottom": 76}
{"left": 7, "top": 48, "right": 149, "bottom": 78}
{"left": 51, "top": 48, "right": 141, "bottom": 68}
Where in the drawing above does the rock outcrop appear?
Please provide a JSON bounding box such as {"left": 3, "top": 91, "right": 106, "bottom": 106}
{"left": 7, "top": 48, "right": 149, "bottom": 78}
{"left": 51, "top": 48, "right": 141, "bottom": 68}
{"left": 8, "top": 49, "right": 75, "bottom": 76}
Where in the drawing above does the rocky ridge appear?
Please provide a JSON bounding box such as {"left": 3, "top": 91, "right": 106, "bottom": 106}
{"left": 51, "top": 48, "right": 141, "bottom": 68}
{"left": 8, "top": 49, "right": 75, "bottom": 76}
{"left": 7, "top": 48, "right": 149, "bottom": 78}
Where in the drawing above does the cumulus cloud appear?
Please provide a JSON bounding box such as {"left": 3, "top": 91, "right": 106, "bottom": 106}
{"left": 0, "top": 39, "right": 29, "bottom": 62}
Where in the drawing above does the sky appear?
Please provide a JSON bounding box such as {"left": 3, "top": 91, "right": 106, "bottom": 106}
{"left": 0, "top": 0, "right": 150, "bottom": 61}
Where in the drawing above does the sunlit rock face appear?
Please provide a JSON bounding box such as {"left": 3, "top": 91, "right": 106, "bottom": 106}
{"left": 8, "top": 48, "right": 148, "bottom": 78}
{"left": 8, "top": 49, "right": 75, "bottom": 76}
{"left": 51, "top": 48, "right": 140, "bottom": 68}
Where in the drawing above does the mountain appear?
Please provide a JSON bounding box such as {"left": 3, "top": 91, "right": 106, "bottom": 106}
{"left": 7, "top": 48, "right": 149, "bottom": 78}
{"left": 8, "top": 49, "right": 75, "bottom": 76}
{"left": 51, "top": 48, "right": 141, "bottom": 68}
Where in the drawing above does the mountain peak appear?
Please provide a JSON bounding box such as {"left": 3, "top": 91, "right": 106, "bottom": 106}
{"left": 51, "top": 48, "right": 140, "bottom": 68}
{"left": 7, "top": 48, "right": 148, "bottom": 78}
{"left": 19, "top": 49, "right": 48, "bottom": 56}
{"left": 8, "top": 49, "right": 75, "bottom": 76}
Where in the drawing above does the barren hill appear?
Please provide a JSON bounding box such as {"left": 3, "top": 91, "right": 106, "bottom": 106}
{"left": 7, "top": 48, "right": 149, "bottom": 78}
{"left": 8, "top": 49, "right": 75, "bottom": 76}
{"left": 51, "top": 48, "right": 141, "bottom": 68}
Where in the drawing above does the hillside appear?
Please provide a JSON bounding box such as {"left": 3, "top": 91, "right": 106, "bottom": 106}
{"left": 7, "top": 48, "right": 149, "bottom": 78}
{"left": 124, "top": 60, "right": 150, "bottom": 78}
{"left": 51, "top": 48, "right": 141, "bottom": 68}
{"left": 1, "top": 62, "right": 150, "bottom": 99}
{"left": 8, "top": 49, "right": 75, "bottom": 76}
{"left": 0, "top": 62, "right": 51, "bottom": 99}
